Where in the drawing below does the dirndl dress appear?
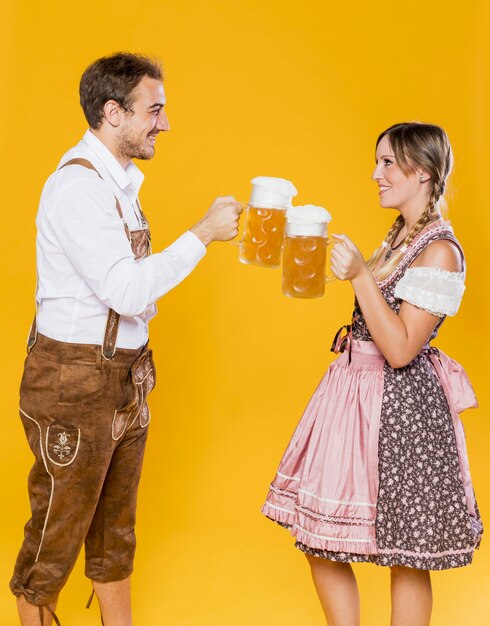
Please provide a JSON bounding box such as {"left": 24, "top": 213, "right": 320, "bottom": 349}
{"left": 261, "top": 220, "right": 483, "bottom": 570}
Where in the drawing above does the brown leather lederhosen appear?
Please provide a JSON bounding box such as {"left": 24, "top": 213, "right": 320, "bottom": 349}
{"left": 10, "top": 158, "right": 156, "bottom": 613}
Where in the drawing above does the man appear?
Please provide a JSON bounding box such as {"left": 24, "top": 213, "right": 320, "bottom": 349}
{"left": 11, "top": 52, "right": 242, "bottom": 626}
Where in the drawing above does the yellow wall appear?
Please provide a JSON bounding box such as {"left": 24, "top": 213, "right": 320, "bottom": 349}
{"left": 1, "top": 1, "right": 489, "bottom": 624}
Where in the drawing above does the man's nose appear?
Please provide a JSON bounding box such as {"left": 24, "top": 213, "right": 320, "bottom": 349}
{"left": 157, "top": 108, "right": 170, "bottom": 132}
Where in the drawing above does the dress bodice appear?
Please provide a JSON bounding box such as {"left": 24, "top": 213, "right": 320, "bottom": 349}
{"left": 352, "top": 221, "right": 464, "bottom": 343}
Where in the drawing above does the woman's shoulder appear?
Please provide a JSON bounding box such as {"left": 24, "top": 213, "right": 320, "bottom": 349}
{"left": 410, "top": 238, "right": 464, "bottom": 273}
{"left": 406, "top": 219, "right": 464, "bottom": 272}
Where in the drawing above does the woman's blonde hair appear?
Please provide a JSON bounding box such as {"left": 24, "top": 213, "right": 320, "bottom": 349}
{"left": 366, "top": 122, "right": 453, "bottom": 281}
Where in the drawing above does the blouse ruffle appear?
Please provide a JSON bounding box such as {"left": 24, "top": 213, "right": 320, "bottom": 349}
{"left": 394, "top": 266, "right": 465, "bottom": 317}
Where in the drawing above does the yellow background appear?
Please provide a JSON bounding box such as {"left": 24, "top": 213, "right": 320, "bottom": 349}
{"left": 1, "top": 1, "right": 489, "bottom": 624}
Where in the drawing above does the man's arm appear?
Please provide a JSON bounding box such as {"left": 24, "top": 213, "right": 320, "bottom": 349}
{"left": 47, "top": 179, "right": 241, "bottom": 316}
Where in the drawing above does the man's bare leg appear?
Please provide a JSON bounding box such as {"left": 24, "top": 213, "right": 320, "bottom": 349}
{"left": 17, "top": 595, "right": 58, "bottom": 626}
{"left": 92, "top": 576, "right": 132, "bottom": 626}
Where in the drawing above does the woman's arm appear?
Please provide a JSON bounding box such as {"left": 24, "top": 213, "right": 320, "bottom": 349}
{"left": 330, "top": 235, "right": 463, "bottom": 368}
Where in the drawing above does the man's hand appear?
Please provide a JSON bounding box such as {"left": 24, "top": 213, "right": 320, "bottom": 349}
{"left": 190, "top": 196, "right": 243, "bottom": 247}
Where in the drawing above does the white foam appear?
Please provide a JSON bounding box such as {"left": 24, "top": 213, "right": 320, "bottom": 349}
{"left": 286, "top": 204, "right": 332, "bottom": 237}
{"left": 287, "top": 204, "right": 332, "bottom": 225}
{"left": 250, "top": 176, "right": 298, "bottom": 209}
{"left": 286, "top": 222, "right": 326, "bottom": 236}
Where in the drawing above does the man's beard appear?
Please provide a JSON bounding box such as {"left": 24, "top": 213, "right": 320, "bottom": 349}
{"left": 117, "top": 129, "right": 155, "bottom": 161}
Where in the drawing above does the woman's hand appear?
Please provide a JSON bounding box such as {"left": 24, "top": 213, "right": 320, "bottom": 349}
{"left": 329, "top": 234, "right": 367, "bottom": 281}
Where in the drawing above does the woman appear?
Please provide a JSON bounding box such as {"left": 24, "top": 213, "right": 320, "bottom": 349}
{"left": 261, "top": 122, "right": 482, "bottom": 626}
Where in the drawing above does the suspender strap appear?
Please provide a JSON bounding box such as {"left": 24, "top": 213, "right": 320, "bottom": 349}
{"left": 58, "top": 158, "right": 130, "bottom": 238}
{"left": 28, "top": 158, "right": 132, "bottom": 359}
{"left": 102, "top": 309, "right": 122, "bottom": 360}
{"left": 27, "top": 313, "right": 37, "bottom": 352}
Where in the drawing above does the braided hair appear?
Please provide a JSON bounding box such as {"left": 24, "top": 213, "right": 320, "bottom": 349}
{"left": 366, "top": 122, "right": 453, "bottom": 281}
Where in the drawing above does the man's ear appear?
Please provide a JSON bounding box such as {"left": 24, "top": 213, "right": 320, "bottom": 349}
{"left": 102, "top": 100, "right": 125, "bottom": 128}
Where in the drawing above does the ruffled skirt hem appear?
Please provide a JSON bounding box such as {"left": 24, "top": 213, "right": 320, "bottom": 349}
{"left": 261, "top": 502, "right": 378, "bottom": 555}
{"left": 295, "top": 540, "right": 477, "bottom": 571}
{"left": 262, "top": 512, "right": 480, "bottom": 571}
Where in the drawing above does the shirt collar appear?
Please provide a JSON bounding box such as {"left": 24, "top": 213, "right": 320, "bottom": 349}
{"left": 82, "top": 129, "right": 144, "bottom": 198}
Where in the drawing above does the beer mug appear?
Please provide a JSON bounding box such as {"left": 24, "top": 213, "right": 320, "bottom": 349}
{"left": 238, "top": 176, "right": 298, "bottom": 268}
{"left": 282, "top": 205, "right": 333, "bottom": 298}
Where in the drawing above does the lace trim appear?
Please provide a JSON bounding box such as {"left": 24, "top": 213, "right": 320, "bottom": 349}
{"left": 394, "top": 266, "right": 465, "bottom": 317}
{"left": 403, "top": 266, "right": 465, "bottom": 281}
{"left": 395, "top": 286, "right": 455, "bottom": 317}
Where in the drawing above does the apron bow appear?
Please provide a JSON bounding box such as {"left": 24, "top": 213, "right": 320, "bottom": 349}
{"left": 426, "top": 346, "right": 478, "bottom": 414}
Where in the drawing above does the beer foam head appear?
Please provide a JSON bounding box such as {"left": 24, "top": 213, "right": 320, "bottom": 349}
{"left": 286, "top": 204, "right": 333, "bottom": 236}
{"left": 250, "top": 176, "right": 298, "bottom": 209}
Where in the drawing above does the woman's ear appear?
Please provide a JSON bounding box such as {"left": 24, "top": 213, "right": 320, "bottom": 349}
{"left": 418, "top": 169, "right": 431, "bottom": 184}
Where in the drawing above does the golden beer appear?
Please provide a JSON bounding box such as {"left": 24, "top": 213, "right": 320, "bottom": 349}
{"left": 239, "top": 206, "right": 287, "bottom": 268}
{"left": 282, "top": 234, "right": 327, "bottom": 298}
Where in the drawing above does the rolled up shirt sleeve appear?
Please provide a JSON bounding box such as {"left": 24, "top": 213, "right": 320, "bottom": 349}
{"left": 47, "top": 178, "right": 206, "bottom": 316}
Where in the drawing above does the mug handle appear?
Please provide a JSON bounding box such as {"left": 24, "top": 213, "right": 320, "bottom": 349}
{"left": 324, "top": 235, "right": 345, "bottom": 283}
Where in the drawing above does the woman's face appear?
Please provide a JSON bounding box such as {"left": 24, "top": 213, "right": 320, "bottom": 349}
{"left": 372, "top": 135, "right": 429, "bottom": 211}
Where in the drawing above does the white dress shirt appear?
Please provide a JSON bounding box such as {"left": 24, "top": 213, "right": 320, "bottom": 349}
{"left": 36, "top": 130, "right": 206, "bottom": 349}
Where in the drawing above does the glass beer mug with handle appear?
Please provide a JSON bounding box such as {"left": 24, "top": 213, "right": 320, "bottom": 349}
{"left": 238, "top": 176, "right": 298, "bottom": 268}
{"left": 282, "top": 204, "right": 333, "bottom": 298}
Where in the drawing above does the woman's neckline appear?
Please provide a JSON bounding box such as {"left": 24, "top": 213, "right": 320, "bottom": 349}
{"left": 373, "top": 218, "right": 452, "bottom": 283}
{"left": 392, "top": 216, "right": 449, "bottom": 247}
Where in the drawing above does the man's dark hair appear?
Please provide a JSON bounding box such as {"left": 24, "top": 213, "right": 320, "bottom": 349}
{"left": 80, "top": 52, "right": 163, "bottom": 129}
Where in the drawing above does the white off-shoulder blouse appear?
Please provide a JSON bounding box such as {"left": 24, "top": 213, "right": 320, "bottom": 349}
{"left": 394, "top": 266, "right": 466, "bottom": 317}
